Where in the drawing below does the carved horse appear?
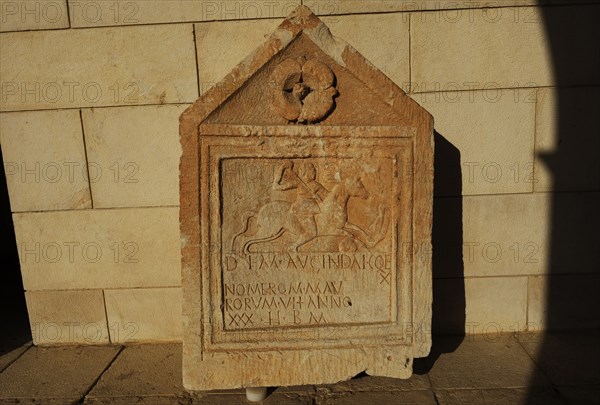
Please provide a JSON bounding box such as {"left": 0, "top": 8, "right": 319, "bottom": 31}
{"left": 231, "top": 175, "right": 370, "bottom": 254}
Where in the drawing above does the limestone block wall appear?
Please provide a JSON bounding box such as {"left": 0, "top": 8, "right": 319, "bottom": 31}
{"left": 0, "top": 0, "right": 598, "bottom": 344}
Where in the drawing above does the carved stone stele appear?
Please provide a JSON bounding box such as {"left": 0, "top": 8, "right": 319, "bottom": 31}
{"left": 179, "top": 6, "right": 434, "bottom": 390}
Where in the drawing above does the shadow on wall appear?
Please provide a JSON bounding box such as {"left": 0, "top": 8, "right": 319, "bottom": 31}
{"left": 418, "top": 4, "right": 600, "bottom": 383}
{"left": 537, "top": 2, "right": 600, "bottom": 331}
{"left": 525, "top": 1, "right": 600, "bottom": 399}
{"left": 0, "top": 148, "right": 31, "bottom": 355}
{"left": 414, "top": 132, "right": 466, "bottom": 374}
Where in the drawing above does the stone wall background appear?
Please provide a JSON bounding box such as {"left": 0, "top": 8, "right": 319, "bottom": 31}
{"left": 0, "top": 0, "right": 598, "bottom": 345}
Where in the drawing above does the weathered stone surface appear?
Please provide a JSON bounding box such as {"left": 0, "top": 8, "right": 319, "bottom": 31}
{"left": 196, "top": 13, "right": 409, "bottom": 94}
{"left": 70, "top": 0, "right": 301, "bottom": 27}
{"left": 431, "top": 278, "right": 521, "bottom": 336}
{"left": 434, "top": 276, "right": 527, "bottom": 335}
{"left": 82, "top": 105, "right": 188, "bottom": 208}
{"left": 180, "top": 6, "right": 433, "bottom": 390}
{"left": 0, "top": 110, "right": 92, "bottom": 212}
{"left": 326, "top": 13, "right": 409, "bottom": 88}
{"left": 0, "top": 0, "right": 69, "bottom": 32}
{"left": 460, "top": 194, "right": 547, "bottom": 276}
{"left": 308, "top": 0, "right": 600, "bottom": 15}
{"left": 0, "top": 25, "right": 197, "bottom": 111}
{"left": 25, "top": 289, "right": 109, "bottom": 345}
{"left": 195, "top": 19, "right": 282, "bottom": 94}
{"left": 13, "top": 207, "right": 181, "bottom": 290}
{"left": 62, "top": 0, "right": 598, "bottom": 28}
{"left": 412, "top": 7, "right": 552, "bottom": 89}
{"left": 412, "top": 5, "right": 600, "bottom": 90}
{"left": 418, "top": 89, "right": 535, "bottom": 196}
{"left": 307, "top": 0, "right": 538, "bottom": 15}
{"left": 433, "top": 193, "right": 599, "bottom": 279}
{"left": 104, "top": 288, "right": 182, "bottom": 343}
{"left": 0, "top": 345, "right": 119, "bottom": 403}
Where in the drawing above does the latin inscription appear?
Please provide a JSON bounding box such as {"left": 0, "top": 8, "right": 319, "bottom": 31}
{"left": 224, "top": 280, "right": 349, "bottom": 327}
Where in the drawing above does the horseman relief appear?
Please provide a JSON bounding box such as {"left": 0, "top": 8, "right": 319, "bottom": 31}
{"left": 231, "top": 160, "right": 389, "bottom": 254}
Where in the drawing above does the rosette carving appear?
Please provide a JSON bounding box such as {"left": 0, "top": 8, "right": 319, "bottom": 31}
{"left": 269, "top": 57, "right": 338, "bottom": 124}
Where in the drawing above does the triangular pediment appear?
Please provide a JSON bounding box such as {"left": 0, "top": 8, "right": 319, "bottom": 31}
{"left": 204, "top": 33, "right": 408, "bottom": 126}
{"left": 181, "top": 6, "right": 431, "bottom": 133}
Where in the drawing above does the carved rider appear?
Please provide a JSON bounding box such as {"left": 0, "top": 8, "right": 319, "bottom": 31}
{"left": 273, "top": 161, "right": 328, "bottom": 239}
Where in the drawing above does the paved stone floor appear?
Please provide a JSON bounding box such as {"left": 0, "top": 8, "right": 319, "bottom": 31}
{"left": 0, "top": 332, "right": 598, "bottom": 404}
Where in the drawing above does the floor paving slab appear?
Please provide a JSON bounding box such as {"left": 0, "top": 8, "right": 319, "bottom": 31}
{"left": 1, "top": 332, "right": 596, "bottom": 403}
{"left": 0, "top": 345, "right": 120, "bottom": 404}
{"left": 316, "top": 390, "right": 437, "bottom": 404}
{"left": 317, "top": 372, "right": 431, "bottom": 393}
{"left": 272, "top": 384, "right": 317, "bottom": 395}
{"left": 517, "top": 331, "right": 600, "bottom": 386}
{"left": 185, "top": 392, "right": 314, "bottom": 404}
{"left": 84, "top": 396, "right": 183, "bottom": 405}
{"left": 208, "top": 384, "right": 315, "bottom": 396}
{"left": 426, "top": 335, "right": 551, "bottom": 390}
{"left": 85, "top": 344, "right": 182, "bottom": 400}
{"left": 434, "top": 387, "right": 567, "bottom": 405}
{"left": 557, "top": 385, "right": 600, "bottom": 405}
{"left": 0, "top": 342, "right": 31, "bottom": 372}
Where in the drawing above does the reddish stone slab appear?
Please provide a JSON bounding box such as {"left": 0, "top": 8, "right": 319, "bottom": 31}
{"left": 179, "top": 6, "right": 433, "bottom": 390}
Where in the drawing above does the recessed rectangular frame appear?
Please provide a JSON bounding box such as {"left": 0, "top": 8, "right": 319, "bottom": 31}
{"left": 181, "top": 123, "right": 433, "bottom": 388}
